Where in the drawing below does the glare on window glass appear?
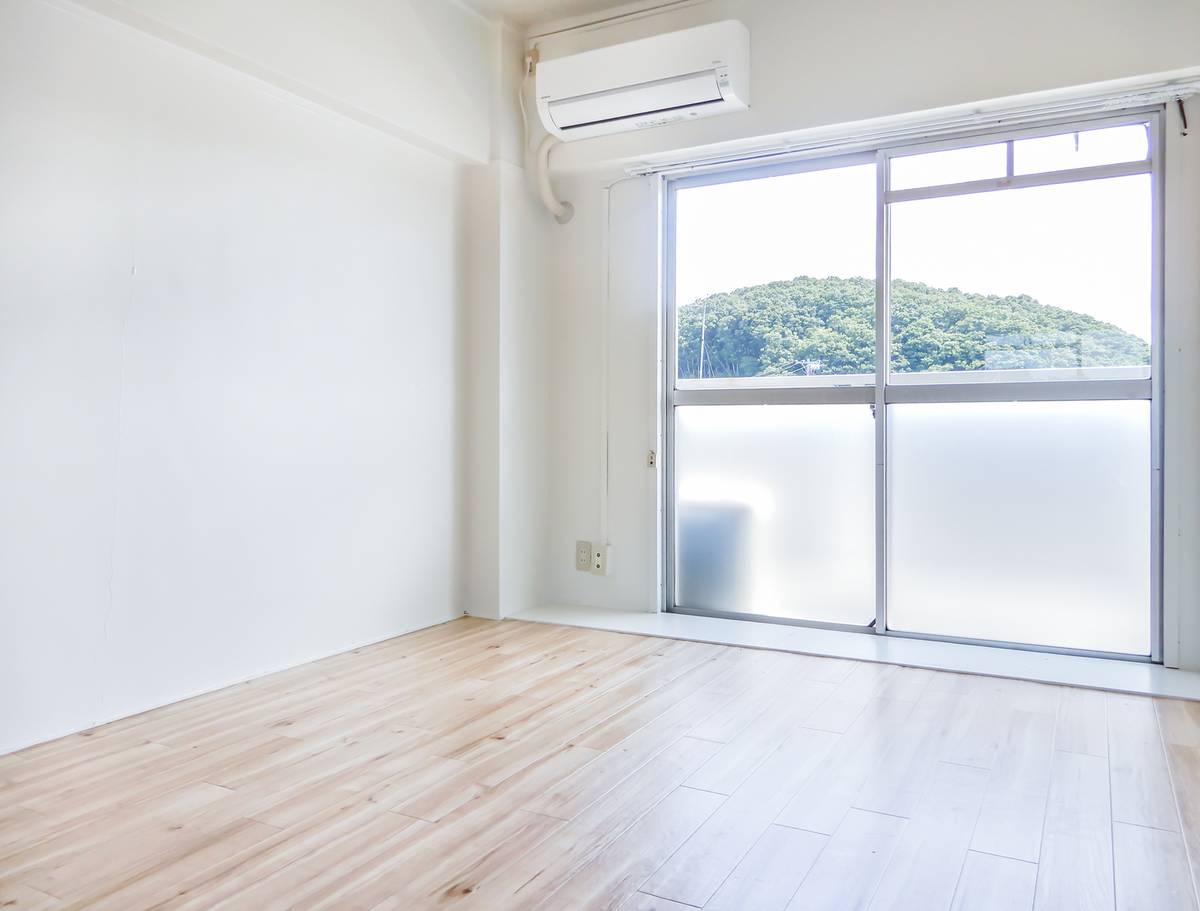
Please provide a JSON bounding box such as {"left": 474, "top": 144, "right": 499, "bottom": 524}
{"left": 888, "top": 175, "right": 1151, "bottom": 380}
{"left": 674, "top": 162, "right": 875, "bottom": 382}
{"left": 889, "top": 142, "right": 1007, "bottom": 191}
{"left": 1013, "top": 123, "right": 1149, "bottom": 175}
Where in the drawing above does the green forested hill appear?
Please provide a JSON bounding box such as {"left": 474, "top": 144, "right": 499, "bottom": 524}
{"left": 678, "top": 275, "right": 1149, "bottom": 378}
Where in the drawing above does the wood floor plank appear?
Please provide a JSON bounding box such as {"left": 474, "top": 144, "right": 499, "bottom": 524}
{"left": 1, "top": 782, "right": 235, "bottom": 889}
{"left": 705, "top": 824, "right": 827, "bottom": 911}
{"left": 788, "top": 653, "right": 860, "bottom": 685}
{"left": 1165, "top": 743, "right": 1200, "bottom": 892}
{"left": 0, "top": 740, "right": 173, "bottom": 812}
{"left": 474, "top": 640, "right": 716, "bottom": 761}
{"left": 299, "top": 801, "right": 539, "bottom": 910}
{"left": 525, "top": 656, "right": 753, "bottom": 820}
{"left": 686, "top": 654, "right": 793, "bottom": 744}
{"left": 1159, "top": 700, "right": 1200, "bottom": 889}
{"left": 571, "top": 648, "right": 763, "bottom": 753}
{"left": 533, "top": 786, "right": 724, "bottom": 911}
{"left": 1160, "top": 699, "right": 1200, "bottom": 748}
{"left": 950, "top": 852, "right": 1037, "bottom": 911}
{"left": 882, "top": 666, "right": 937, "bottom": 702}
{"left": 619, "top": 895, "right": 693, "bottom": 910}
{"left": 56, "top": 818, "right": 283, "bottom": 911}
{"left": 457, "top": 736, "right": 722, "bottom": 911}
{"left": 866, "top": 761, "right": 990, "bottom": 911}
{"left": 850, "top": 690, "right": 967, "bottom": 820}
{"left": 783, "top": 808, "right": 907, "bottom": 911}
{"left": 1033, "top": 750, "right": 1115, "bottom": 911}
{"left": 2, "top": 619, "right": 1198, "bottom": 911}
{"left": 971, "top": 709, "right": 1056, "bottom": 863}
{"left": 0, "top": 884, "right": 62, "bottom": 911}
{"left": 22, "top": 786, "right": 247, "bottom": 900}
{"left": 775, "top": 697, "right": 917, "bottom": 834}
{"left": 1112, "top": 822, "right": 1197, "bottom": 911}
{"left": 684, "top": 679, "right": 835, "bottom": 795}
{"left": 282, "top": 809, "right": 541, "bottom": 910}
{"left": 1107, "top": 694, "right": 1179, "bottom": 831}
{"left": 1054, "top": 687, "right": 1107, "bottom": 757}
{"left": 642, "top": 728, "right": 839, "bottom": 906}
{"left": 939, "top": 685, "right": 1014, "bottom": 770}
{"left": 157, "top": 800, "right": 405, "bottom": 910}
{"left": 281, "top": 817, "right": 444, "bottom": 910}
{"left": 800, "top": 663, "right": 900, "bottom": 734}
{"left": 0, "top": 807, "right": 45, "bottom": 851}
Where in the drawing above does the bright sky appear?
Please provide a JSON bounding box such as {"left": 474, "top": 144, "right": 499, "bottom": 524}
{"left": 674, "top": 124, "right": 1152, "bottom": 341}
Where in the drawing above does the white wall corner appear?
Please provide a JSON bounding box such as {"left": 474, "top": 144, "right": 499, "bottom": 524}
{"left": 43, "top": 0, "right": 497, "bottom": 163}
{"left": 461, "top": 157, "right": 557, "bottom": 621}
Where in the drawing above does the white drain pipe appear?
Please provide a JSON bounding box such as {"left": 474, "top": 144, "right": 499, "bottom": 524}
{"left": 536, "top": 134, "right": 574, "bottom": 224}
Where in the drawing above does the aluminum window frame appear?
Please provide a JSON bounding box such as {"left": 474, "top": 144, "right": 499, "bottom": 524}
{"left": 662, "top": 106, "right": 1164, "bottom": 661}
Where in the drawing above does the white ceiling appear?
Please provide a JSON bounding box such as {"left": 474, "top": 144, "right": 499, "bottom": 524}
{"left": 464, "top": 0, "right": 629, "bottom": 27}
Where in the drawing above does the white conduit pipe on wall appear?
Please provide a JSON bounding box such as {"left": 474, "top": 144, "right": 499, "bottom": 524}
{"left": 536, "top": 134, "right": 574, "bottom": 224}
{"left": 597, "top": 175, "right": 640, "bottom": 560}
{"left": 520, "top": 51, "right": 573, "bottom": 225}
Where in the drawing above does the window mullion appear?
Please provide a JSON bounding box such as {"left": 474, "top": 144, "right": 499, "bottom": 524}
{"left": 874, "top": 150, "right": 890, "bottom": 635}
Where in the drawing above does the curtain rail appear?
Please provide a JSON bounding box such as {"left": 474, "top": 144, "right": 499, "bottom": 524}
{"left": 629, "top": 80, "right": 1200, "bottom": 177}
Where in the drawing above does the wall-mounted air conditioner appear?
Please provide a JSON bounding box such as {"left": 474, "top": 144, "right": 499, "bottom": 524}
{"left": 535, "top": 20, "right": 750, "bottom": 142}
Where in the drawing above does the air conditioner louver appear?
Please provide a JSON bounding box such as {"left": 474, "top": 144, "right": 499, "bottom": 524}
{"left": 549, "top": 70, "right": 724, "bottom": 132}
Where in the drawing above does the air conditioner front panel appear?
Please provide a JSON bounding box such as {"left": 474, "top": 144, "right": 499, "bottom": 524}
{"left": 549, "top": 70, "right": 723, "bottom": 131}
{"left": 534, "top": 20, "right": 750, "bottom": 142}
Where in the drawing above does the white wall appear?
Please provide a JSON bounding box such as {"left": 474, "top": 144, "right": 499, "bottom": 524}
{"left": 544, "top": 175, "right": 662, "bottom": 612}
{"left": 536, "top": 0, "right": 1200, "bottom": 666}
{"left": 1163, "top": 100, "right": 1200, "bottom": 670}
{"left": 50, "top": 0, "right": 495, "bottom": 161}
{"left": 0, "top": 0, "right": 478, "bottom": 753}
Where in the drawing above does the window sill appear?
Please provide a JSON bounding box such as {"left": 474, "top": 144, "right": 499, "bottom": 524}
{"left": 511, "top": 604, "right": 1200, "bottom": 700}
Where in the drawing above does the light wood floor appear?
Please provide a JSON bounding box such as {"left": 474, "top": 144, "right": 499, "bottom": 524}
{"left": 3, "top": 619, "right": 1200, "bottom": 910}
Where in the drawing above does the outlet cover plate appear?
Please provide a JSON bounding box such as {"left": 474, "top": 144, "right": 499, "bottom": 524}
{"left": 591, "top": 544, "right": 610, "bottom": 576}
{"left": 575, "top": 540, "right": 592, "bottom": 572}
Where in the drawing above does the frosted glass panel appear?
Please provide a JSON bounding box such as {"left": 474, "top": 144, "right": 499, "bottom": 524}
{"left": 675, "top": 404, "right": 875, "bottom": 625}
{"left": 888, "top": 401, "right": 1151, "bottom": 654}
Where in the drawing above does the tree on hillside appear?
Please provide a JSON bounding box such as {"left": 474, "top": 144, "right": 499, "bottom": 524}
{"left": 677, "top": 276, "right": 1150, "bottom": 379}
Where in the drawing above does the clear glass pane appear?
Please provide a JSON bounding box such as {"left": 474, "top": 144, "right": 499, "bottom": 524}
{"left": 674, "top": 162, "right": 875, "bottom": 384}
{"left": 890, "top": 143, "right": 1007, "bottom": 191}
{"left": 675, "top": 404, "right": 875, "bottom": 625}
{"left": 889, "top": 175, "right": 1151, "bottom": 382}
{"left": 887, "top": 400, "right": 1151, "bottom": 654}
{"left": 1014, "top": 123, "right": 1149, "bottom": 175}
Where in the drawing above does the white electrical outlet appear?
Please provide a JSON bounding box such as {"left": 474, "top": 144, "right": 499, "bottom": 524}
{"left": 575, "top": 540, "right": 592, "bottom": 572}
{"left": 591, "top": 544, "right": 610, "bottom": 576}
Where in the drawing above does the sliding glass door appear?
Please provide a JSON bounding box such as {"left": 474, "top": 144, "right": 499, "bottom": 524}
{"left": 670, "top": 157, "right": 878, "bottom": 627}
{"left": 665, "top": 111, "right": 1161, "bottom": 659}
